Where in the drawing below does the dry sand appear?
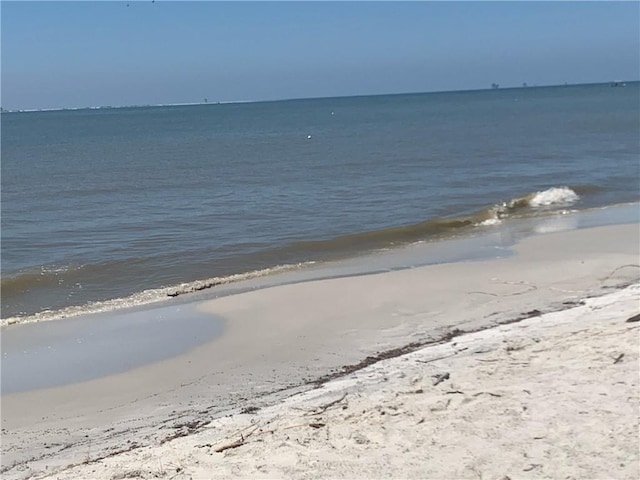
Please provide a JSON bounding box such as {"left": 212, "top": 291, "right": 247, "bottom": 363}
{"left": 1, "top": 223, "right": 639, "bottom": 479}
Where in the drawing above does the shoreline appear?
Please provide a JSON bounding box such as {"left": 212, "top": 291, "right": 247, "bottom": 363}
{"left": 2, "top": 201, "right": 638, "bottom": 328}
{"left": 1, "top": 222, "right": 639, "bottom": 478}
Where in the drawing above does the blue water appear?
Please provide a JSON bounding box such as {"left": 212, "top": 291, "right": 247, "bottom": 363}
{"left": 2, "top": 82, "right": 639, "bottom": 323}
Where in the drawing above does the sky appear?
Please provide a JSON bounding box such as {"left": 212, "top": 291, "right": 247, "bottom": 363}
{"left": 1, "top": 1, "right": 639, "bottom": 110}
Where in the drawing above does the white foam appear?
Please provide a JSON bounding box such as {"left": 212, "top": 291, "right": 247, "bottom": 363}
{"left": 1, "top": 262, "right": 315, "bottom": 327}
{"left": 478, "top": 218, "right": 502, "bottom": 226}
{"left": 530, "top": 186, "right": 579, "bottom": 207}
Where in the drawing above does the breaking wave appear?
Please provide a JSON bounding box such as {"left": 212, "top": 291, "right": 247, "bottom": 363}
{"left": 483, "top": 186, "right": 580, "bottom": 224}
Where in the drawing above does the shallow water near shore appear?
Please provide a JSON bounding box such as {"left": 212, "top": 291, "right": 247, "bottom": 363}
{"left": 1, "top": 304, "right": 223, "bottom": 394}
{"left": 136, "top": 201, "right": 640, "bottom": 310}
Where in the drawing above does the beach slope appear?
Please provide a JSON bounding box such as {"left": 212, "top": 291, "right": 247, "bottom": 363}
{"left": 44, "top": 283, "right": 640, "bottom": 480}
{"left": 2, "top": 223, "right": 639, "bottom": 479}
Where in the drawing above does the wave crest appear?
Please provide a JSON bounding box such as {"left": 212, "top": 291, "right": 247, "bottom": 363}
{"left": 486, "top": 186, "right": 580, "bottom": 223}
{"left": 529, "top": 186, "right": 580, "bottom": 207}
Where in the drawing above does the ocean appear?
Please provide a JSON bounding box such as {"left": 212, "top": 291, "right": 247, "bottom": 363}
{"left": 2, "top": 82, "right": 639, "bottom": 325}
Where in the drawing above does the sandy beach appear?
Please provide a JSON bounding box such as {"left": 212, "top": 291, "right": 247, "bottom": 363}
{"left": 2, "top": 222, "right": 639, "bottom": 479}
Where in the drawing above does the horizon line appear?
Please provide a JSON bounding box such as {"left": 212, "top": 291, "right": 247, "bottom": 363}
{"left": 2, "top": 80, "right": 637, "bottom": 113}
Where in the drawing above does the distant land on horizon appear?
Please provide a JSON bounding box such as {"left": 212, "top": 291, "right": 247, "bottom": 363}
{"left": 1, "top": 80, "right": 637, "bottom": 114}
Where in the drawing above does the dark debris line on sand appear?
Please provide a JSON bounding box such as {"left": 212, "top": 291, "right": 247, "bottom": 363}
{"left": 306, "top": 282, "right": 639, "bottom": 391}
{"left": 308, "top": 309, "right": 548, "bottom": 388}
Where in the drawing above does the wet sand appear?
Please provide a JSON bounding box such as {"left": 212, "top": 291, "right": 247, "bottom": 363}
{"left": 1, "top": 305, "right": 223, "bottom": 393}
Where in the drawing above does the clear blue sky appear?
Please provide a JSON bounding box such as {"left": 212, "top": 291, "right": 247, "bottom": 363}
{"left": 2, "top": 1, "right": 639, "bottom": 110}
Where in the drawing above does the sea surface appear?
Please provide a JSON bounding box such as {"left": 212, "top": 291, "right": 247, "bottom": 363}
{"left": 2, "top": 82, "right": 639, "bottom": 325}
